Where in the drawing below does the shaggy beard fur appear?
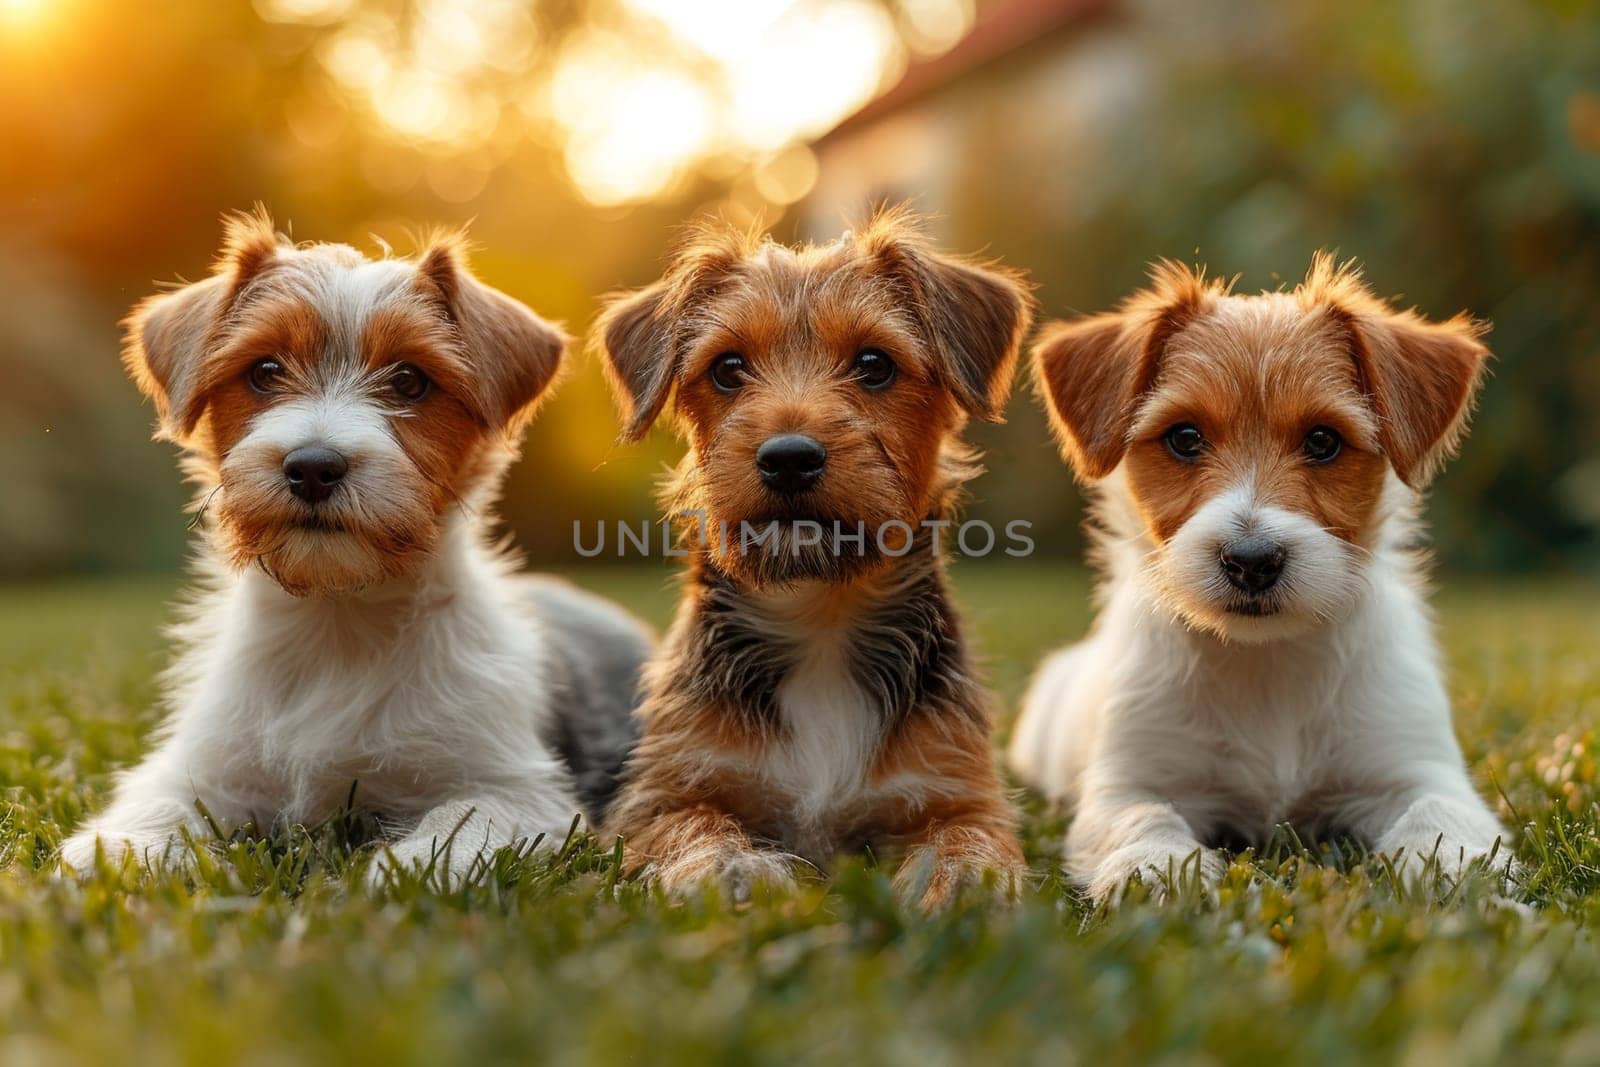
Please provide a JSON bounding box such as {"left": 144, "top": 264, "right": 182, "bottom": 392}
{"left": 186, "top": 446, "right": 465, "bottom": 599}
{"left": 661, "top": 442, "right": 982, "bottom": 589}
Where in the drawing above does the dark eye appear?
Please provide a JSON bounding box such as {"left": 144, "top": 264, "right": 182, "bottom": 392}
{"left": 1303, "top": 425, "right": 1342, "bottom": 463}
{"left": 247, "top": 358, "right": 284, "bottom": 394}
{"left": 852, "top": 348, "right": 896, "bottom": 390}
{"left": 390, "top": 363, "right": 430, "bottom": 402}
{"left": 1164, "top": 423, "right": 1206, "bottom": 461}
{"left": 710, "top": 353, "right": 746, "bottom": 393}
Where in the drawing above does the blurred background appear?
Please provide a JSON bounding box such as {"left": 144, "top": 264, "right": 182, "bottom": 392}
{"left": 1, "top": 0, "right": 1597, "bottom": 582}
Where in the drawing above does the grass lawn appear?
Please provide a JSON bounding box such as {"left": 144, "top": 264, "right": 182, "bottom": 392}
{"left": 1, "top": 563, "right": 1597, "bottom": 1065}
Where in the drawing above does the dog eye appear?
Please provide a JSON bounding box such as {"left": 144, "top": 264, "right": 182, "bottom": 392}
{"left": 390, "top": 363, "right": 431, "bottom": 402}
{"left": 852, "top": 349, "right": 896, "bottom": 390}
{"left": 1303, "top": 425, "right": 1342, "bottom": 463}
{"left": 710, "top": 353, "right": 747, "bottom": 393}
{"left": 1164, "top": 423, "right": 1206, "bottom": 461}
{"left": 247, "top": 358, "right": 285, "bottom": 394}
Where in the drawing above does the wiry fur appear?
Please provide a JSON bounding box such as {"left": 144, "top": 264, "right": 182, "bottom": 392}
{"left": 1012, "top": 256, "right": 1506, "bottom": 901}
{"left": 60, "top": 211, "right": 651, "bottom": 885}
{"left": 594, "top": 209, "right": 1031, "bottom": 909}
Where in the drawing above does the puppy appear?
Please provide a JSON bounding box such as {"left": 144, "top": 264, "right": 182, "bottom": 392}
{"left": 1010, "top": 255, "right": 1509, "bottom": 902}
{"left": 59, "top": 210, "right": 651, "bottom": 886}
{"left": 592, "top": 209, "right": 1032, "bottom": 909}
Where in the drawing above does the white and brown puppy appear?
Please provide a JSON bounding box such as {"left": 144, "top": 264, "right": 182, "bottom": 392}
{"left": 59, "top": 210, "right": 650, "bottom": 886}
{"left": 1010, "top": 255, "right": 1509, "bottom": 901}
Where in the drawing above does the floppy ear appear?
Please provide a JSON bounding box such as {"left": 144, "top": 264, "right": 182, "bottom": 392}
{"left": 1301, "top": 255, "right": 1490, "bottom": 488}
{"left": 593, "top": 282, "right": 678, "bottom": 442}
{"left": 418, "top": 238, "right": 567, "bottom": 433}
{"left": 592, "top": 219, "right": 752, "bottom": 441}
{"left": 1033, "top": 260, "right": 1218, "bottom": 480}
{"left": 858, "top": 209, "right": 1034, "bottom": 421}
{"left": 122, "top": 208, "right": 282, "bottom": 443}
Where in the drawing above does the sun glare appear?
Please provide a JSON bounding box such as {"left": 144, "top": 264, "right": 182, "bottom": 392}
{"left": 623, "top": 0, "right": 796, "bottom": 61}
{"left": 258, "top": 0, "right": 971, "bottom": 206}
{"left": 0, "top": 0, "right": 55, "bottom": 32}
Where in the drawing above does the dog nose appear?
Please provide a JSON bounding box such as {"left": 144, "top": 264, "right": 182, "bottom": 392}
{"left": 756, "top": 434, "right": 827, "bottom": 495}
{"left": 283, "top": 447, "right": 349, "bottom": 504}
{"left": 1220, "top": 537, "right": 1286, "bottom": 594}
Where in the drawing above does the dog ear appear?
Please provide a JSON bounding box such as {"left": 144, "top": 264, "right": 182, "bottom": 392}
{"left": 593, "top": 282, "right": 679, "bottom": 442}
{"left": 858, "top": 208, "right": 1034, "bottom": 421}
{"left": 593, "top": 220, "right": 751, "bottom": 441}
{"left": 122, "top": 208, "right": 282, "bottom": 443}
{"left": 418, "top": 236, "right": 567, "bottom": 434}
{"left": 1300, "top": 254, "right": 1490, "bottom": 488}
{"left": 1033, "top": 260, "right": 1217, "bottom": 480}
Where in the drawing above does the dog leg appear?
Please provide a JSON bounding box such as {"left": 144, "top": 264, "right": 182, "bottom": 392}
{"left": 623, "top": 805, "right": 799, "bottom": 903}
{"left": 893, "top": 814, "right": 1027, "bottom": 911}
{"left": 56, "top": 749, "right": 242, "bottom": 876}
{"left": 369, "top": 791, "right": 579, "bottom": 890}
{"left": 1070, "top": 792, "right": 1227, "bottom": 903}
{"left": 1367, "top": 787, "right": 1509, "bottom": 878}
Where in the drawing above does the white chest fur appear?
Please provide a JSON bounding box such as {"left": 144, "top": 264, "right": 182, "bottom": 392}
{"left": 746, "top": 584, "right": 883, "bottom": 830}
{"left": 766, "top": 637, "right": 879, "bottom": 825}
{"left": 160, "top": 520, "right": 557, "bottom": 823}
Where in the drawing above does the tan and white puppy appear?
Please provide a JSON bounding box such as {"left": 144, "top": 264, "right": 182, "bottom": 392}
{"left": 59, "top": 210, "right": 650, "bottom": 885}
{"left": 1010, "top": 255, "right": 1509, "bottom": 901}
{"left": 594, "top": 210, "right": 1031, "bottom": 910}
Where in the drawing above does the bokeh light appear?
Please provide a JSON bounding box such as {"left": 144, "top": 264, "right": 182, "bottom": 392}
{"left": 252, "top": 0, "right": 953, "bottom": 206}
{"left": 0, "top": 0, "right": 57, "bottom": 32}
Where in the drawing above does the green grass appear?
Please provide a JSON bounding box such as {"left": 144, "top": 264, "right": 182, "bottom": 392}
{"left": 1, "top": 564, "right": 1598, "bottom": 1065}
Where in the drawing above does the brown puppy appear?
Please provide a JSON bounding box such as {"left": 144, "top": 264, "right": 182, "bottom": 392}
{"left": 593, "top": 208, "right": 1032, "bottom": 909}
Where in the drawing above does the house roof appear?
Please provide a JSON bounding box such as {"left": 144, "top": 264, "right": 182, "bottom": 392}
{"left": 818, "top": 0, "right": 1109, "bottom": 144}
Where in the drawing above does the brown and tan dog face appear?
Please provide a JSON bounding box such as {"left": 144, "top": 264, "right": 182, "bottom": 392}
{"left": 124, "top": 210, "right": 565, "bottom": 597}
{"left": 595, "top": 209, "right": 1033, "bottom": 586}
{"left": 1035, "top": 255, "right": 1489, "bottom": 641}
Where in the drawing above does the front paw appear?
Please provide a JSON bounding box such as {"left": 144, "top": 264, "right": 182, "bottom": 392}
{"left": 717, "top": 849, "right": 800, "bottom": 903}
{"left": 1379, "top": 833, "right": 1512, "bottom": 880}
{"left": 1376, "top": 795, "right": 1512, "bottom": 882}
{"left": 57, "top": 829, "right": 190, "bottom": 878}
{"left": 648, "top": 848, "right": 799, "bottom": 903}
{"left": 894, "top": 847, "right": 1026, "bottom": 912}
{"left": 1088, "top": 844, "right": 1227, "bottom": 905}
{"left": 366, "top": 836, "right": 488, "bottom": 892}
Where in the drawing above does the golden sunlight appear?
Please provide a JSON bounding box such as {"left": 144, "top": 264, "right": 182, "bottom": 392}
{"left": 255, "top": 0, "right": 972, "bottom": 207}
{"left": 0, "top": 0, "right": 56, "bottom": 32}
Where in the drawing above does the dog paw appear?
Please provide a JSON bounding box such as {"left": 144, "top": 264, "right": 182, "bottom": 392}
{"left": 1088, "top": 845, "right": 1227, "bottom": 905}
{"left": 1379, "top": 835, "right": 1510, "bottom": 881}
{"left": 894, "top": 848, "right": 1024, "bottom": 912}
{"left": 713, "top": 850, "right": 799, "bottom": 903}
{"left": 365, "top": 837, "right": 484, "bottom": 892}
{"left": 56, "top": 829, "right": 189, "bottom": 878}
{"left": 641, "top": 848, "right": 801, "bottom": 903}
{"left": 56, "top": 832, "right": 106, "bottom": 877}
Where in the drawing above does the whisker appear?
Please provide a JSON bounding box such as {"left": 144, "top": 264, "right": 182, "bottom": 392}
{"left": 447, "top": 485, "right": 478, "bottom": 520}
{"left": 186, "top": 486, "right": 222, "bottom": 531}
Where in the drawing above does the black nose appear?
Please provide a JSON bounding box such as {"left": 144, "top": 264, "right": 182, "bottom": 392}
{"left": 283, "top": 447, "right": 349, "bottom": 504}
{"left": 1220, "top": 537, "right": 1286, "bottom": 594}
{"left": 756, "top": 434, "right": 827, "bottom": 495}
